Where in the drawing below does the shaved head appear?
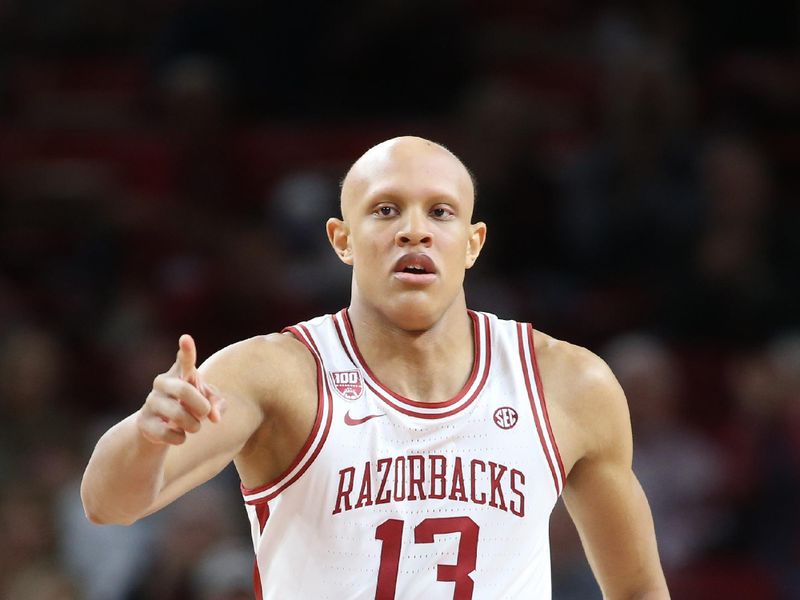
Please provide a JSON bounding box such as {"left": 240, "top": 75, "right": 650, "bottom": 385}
{"left": 340, "top": 136, "right": 476, "bottom": 219}
{"left": 326, "top": 135, "right": 488, "bottom": 331}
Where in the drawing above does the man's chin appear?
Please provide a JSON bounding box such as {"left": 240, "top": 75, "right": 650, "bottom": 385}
{"left": 383, "top": 296, "right": 444, "bottom": 332}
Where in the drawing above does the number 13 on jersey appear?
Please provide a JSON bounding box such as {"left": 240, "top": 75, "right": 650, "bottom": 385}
{"left": 374, "top": 516, "right": 480, "bottom": 600}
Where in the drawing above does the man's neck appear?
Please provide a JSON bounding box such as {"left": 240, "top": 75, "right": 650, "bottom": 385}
{"left": 346, "top": 300, "right": 475, "bottom": 404}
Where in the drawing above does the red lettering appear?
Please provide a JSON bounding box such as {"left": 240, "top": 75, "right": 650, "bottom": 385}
{"left": 408, "top": 455, "right": 426, "bottom": 501}
{"left": 469, "top": 459, "right": 486, "bottom": 505}
{"left": 376, "top": 517, "right": 480, "bottom": 599}
{"left": 429, "top": 455, "right": 447, "bottom": 499}
{"left": 510, "top": 469, "right": 525, "bottom": 517}
{"left": 449, "top": 457, "right": 468, "bottom": 502}
{"left": 488, "top": 461, "right": 507, "bottom": 511}
{"left": 333, "top": 466, "right": 355, "bottom": 514}
{"left": 355, "top": 461, "right": 373, "bottom": 509}
{"left": 375, "top": 519, "right": 403, "bottom": 599}
{"left": 393, "top": 456, "right": 406, "bottom": 501}
{"left": 338, "top": 455, "right": 523, "bottom": 518}
{"left": 375, "top": 458, "right": 392, "bottom": 504}
{"left": 415, "top": 517, "right": 479, "bottom": 599}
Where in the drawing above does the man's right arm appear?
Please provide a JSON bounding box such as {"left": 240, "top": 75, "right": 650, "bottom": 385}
{"left": 80, "top": 334, "right": 269, "bottom": 525}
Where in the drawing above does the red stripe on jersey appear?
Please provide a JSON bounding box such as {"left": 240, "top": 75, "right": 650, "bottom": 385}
{"left": 256, "top": 502, "right": 270, "bottom": 532}
{"left": 253, "top": 504, "right": 269, "bottom": 600}
{"left": 341, "top": 308, "right": 482, "bottom": 409}
{"left": 528, "top": 324, "right": 566, "bottom": 485}
{"left": 332, "top": 310, "right": 356, "bottom": 365}
{"left": 517, "top": 322, "right": 560, "bottom": 494}
{"left": 254, "top": 561, "right": 263, "bottom": 600}
{"left": 241, "top": 325, "right": 332, "bottom": 503}
{"left": 334, "top": 309, "right": 490, "bottom": 418}
{"left": 287, "top": 324, "right": 336, "bottom": 486}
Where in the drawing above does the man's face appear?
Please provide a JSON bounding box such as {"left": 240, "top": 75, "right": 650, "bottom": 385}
{"left": 329, "top": 138, "right": 485, "bottom": 330}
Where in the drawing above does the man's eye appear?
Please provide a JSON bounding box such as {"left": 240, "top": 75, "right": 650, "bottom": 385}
{"left": 432, "top": 207, "right": 452, "bottom": 218}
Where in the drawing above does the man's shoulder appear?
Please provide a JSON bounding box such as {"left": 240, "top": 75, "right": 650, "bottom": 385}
{"left": 199, "top": 332, "right": 317, "bottom": 395}
{"left": 532, "top": 329, "right": 628, "bottom": 429}
{"left": 533, "top": 330, "right": 611, "bottom": 384}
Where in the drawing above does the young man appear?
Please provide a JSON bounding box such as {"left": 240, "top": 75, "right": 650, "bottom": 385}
{"left": 82, "top": 136, "right": 669, "bottom": 599}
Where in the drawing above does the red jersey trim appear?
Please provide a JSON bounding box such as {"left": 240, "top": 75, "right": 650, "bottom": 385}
{"left": 333, "top": 309, "right": 491, "bottom": 419}
{"left": 252, "top": 503, "right": 270, "bottom": 600}
{"left": 517, "top": 322, "right": 561, "bottom": 495}
{"left": 240, "top": 325, "right": 333, "bottom": 505}
{"left": 527, "top": 324, "right": 566, "bottom": 485}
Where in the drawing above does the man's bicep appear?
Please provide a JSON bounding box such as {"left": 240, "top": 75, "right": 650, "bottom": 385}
{"left": 559, "top": 354, "right": 669, "bottom": 599}
{"left": 563, "top": 457, "right": 666, "bottom": 598}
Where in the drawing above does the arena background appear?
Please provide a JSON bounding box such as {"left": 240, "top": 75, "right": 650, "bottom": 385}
{"left": 1, "top": 1, "right": 798, "bottom": 598}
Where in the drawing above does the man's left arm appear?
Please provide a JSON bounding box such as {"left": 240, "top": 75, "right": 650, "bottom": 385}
{"left": 561, "top": 357, "right": 670, "bottom": 600}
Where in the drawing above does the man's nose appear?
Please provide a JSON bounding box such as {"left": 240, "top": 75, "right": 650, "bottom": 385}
{"left": 395, "top": 211, "right": 432, "bottom": 247}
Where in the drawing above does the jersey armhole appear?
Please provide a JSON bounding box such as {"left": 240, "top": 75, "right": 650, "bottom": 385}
{"left": 517, "top": 322, "right": 567, "bottom": 496}
{"left": 240, "top": 325, "right": 333, "bottom": 505}
{"left": 527, "top": 324, "right": 567, "bottom": 491}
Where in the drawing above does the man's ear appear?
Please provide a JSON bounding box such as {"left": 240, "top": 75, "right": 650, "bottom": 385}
{"left": 465, "top": 221, "right": 487, "bottom": 269}
{"left": 327, "top": 218, "right": 353, "bottom": 265}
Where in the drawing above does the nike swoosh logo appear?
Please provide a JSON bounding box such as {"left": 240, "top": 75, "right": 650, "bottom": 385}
{"left": 344, "top": 411, "right": 385, "bottom": 426}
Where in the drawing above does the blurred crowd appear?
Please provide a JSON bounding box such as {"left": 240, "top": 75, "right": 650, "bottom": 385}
{"left": 1, "top": 1, "right": 798, "bottom": 599}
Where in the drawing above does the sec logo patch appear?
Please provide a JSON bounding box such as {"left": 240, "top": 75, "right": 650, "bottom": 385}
{"left": 493, "top": 406, "right": 518, "bottom": 430}
{"left": 330, "top": 370, "right": 364, "bottom": 400}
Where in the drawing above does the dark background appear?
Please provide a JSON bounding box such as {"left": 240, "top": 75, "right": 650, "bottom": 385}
{"left": 1, "top": 1, "right": 798, "bottom": 598}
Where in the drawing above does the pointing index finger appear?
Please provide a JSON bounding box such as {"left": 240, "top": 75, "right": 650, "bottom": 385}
{"left": 177, "top": 334, "right": 197, "bottom": 383}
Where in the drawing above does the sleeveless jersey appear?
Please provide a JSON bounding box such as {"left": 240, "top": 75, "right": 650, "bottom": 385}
{"left": 242, "top": 309, "right": 565, "bottom": 599}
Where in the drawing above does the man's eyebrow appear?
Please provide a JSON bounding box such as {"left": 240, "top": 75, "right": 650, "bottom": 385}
{"left": 364, "top": 186, "right": 462, "bottom": 203}
{"left": 364, "top": 191, "right": 401, "bottom": 204}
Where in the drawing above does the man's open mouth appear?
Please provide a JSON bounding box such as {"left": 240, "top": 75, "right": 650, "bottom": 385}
{"left": 393, "top": 254, "right": 437, "bottom": 282}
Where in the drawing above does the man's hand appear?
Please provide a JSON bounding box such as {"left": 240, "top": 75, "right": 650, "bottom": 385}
{"left": 137, "top": 334, "right": 225, "bottom": 445}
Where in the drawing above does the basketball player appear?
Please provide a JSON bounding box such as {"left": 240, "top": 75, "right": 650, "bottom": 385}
{"left": 82, "top": 136, "right": 669, "bottom": 599}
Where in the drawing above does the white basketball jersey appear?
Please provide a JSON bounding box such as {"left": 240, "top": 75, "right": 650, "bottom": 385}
{"left": 242, "top": 309, "right": 565, "bottom": 599}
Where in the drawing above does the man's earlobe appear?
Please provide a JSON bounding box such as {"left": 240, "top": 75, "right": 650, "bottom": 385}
{"left": 327, "top": 217, "right": 354, "bottom": 265}
{"left": 465, "top": 222, "right": 487, "bottom": 269}
{"left": 338, "top": 247, "right": 354, "bottom": 265}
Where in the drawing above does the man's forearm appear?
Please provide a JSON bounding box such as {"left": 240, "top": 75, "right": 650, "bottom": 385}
{"left": 627, "top": 586, "right": 671, "bottom": 600}
{"left": 80, "top": 412, "right": 169, "bottom": 525}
